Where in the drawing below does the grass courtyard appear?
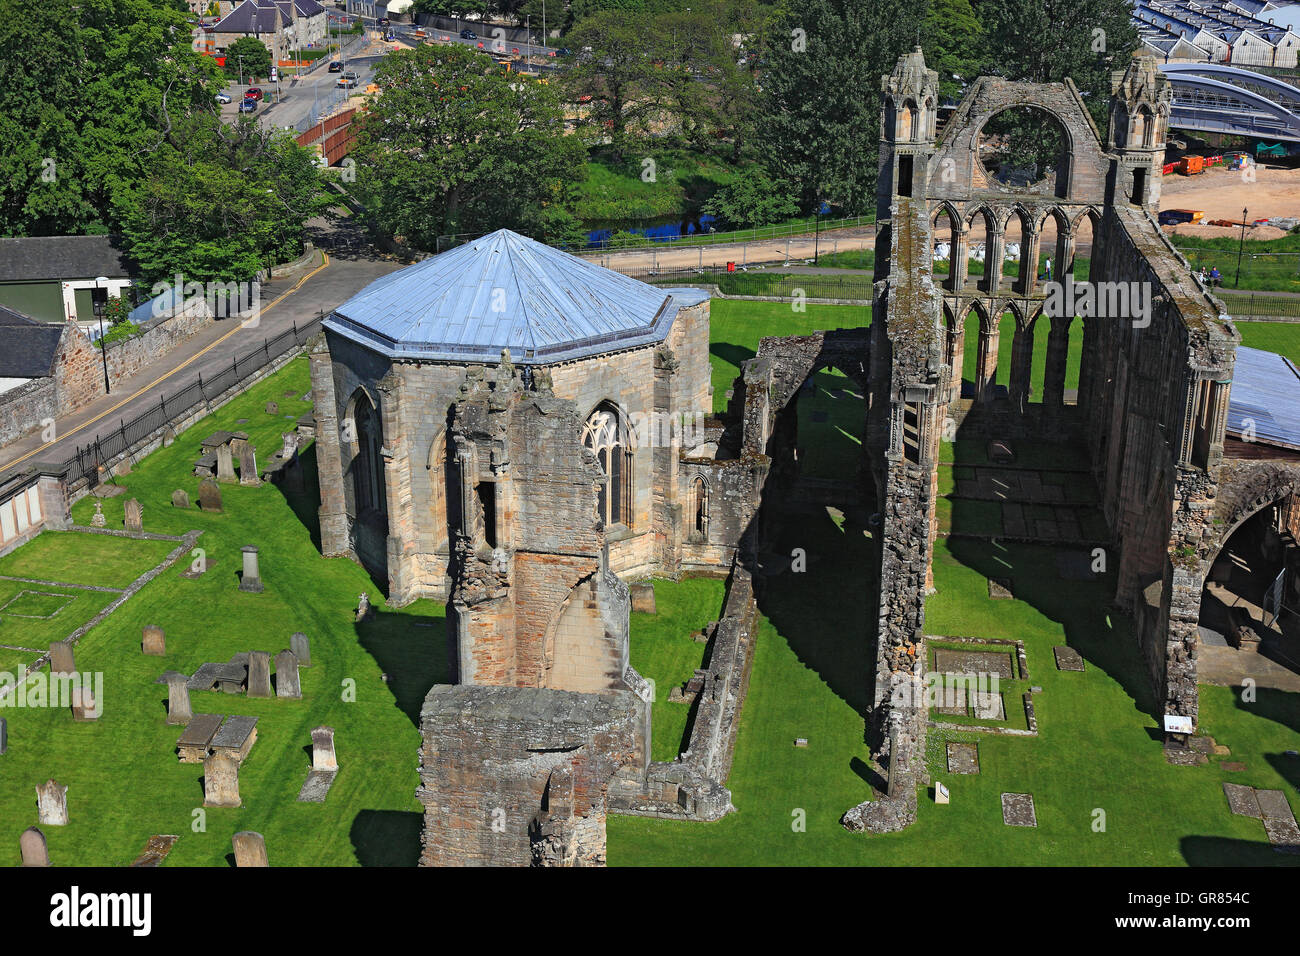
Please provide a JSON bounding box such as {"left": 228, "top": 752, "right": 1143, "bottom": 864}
{"left": 1, "top": 299, "right": 1298, "bottom": 866}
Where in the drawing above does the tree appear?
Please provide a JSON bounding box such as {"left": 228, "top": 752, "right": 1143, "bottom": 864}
{"left": 0, "top": 0, "right": 222, "bottom": 238}
{"left": 353, "top": 43, "right": 586, "bottom": 248}
{"left": 922, "top": 0, "right": 983, "bottom": 103}
{"left": 753, "top": 0, "right": 927, "bottom": 215}
{"left": 114, "top": 113, "right": 327, "bottom": 285}
{"left": 224, "top": 36, "right": 273, "bottom": 82}
{"left": 701, "top": 166, "right": 797, "bottom": 229}
{"left": 976, "top": 0, "right": 1139, "bottom": 130}
{"left": 413, "top": 0, "right": 492, "bottom": 17}
{"left": 563, "top": 9, "right": 663, "bottom": 160}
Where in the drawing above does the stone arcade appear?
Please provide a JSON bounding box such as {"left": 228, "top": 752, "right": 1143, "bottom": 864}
{"left": 312, "top": 53, "right": 1277, "bottom": 861}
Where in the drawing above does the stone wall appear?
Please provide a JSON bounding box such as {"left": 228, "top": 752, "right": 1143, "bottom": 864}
{"left": 102, "top": 296, "right": 215, "bottom": 385}
{"left": 0, "top": 378, "right": 57, "bottom": 448}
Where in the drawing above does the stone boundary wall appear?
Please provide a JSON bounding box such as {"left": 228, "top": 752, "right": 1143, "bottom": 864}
{"left": 102, "top": 297, "right": 216, "bottom": 387}
{"left": 0, "top": 378, "right": 57, "bottom": 449}
{"left": 63, "top": 341, "right": 310, "bottom": 505}
{"left": 609, "top": 560, "right": 759, "bottom": 821}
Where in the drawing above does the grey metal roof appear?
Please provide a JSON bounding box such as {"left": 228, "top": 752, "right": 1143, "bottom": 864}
{"left": 0, "top": 235, "right": 132, "bottom": 283}
{"left": 325, "top": 230, "right": 708, "bottom": 363}
{"left": 1227, "top": 345, "right": 1300, "bottom": 450}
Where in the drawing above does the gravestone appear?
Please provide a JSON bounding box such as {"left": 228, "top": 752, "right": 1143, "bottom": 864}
{"left": 247, "top": 651, "right": 272, "bottom": 698}
{"left": 203, "top": 751, "right": 241, "bottom": 808}
{"left": 1224, "top": 782, "right": 1262, "bottom": 818}
{"left": 935, "top": 781, "right": 950, "bottom": 805}
{"left": 142, "top": 625, "right": 166, "bottom": 656}
{"left": 130, "top": 834, "right": 179, "bottom": 867}
{"left": 165, "top": 672, "right": 192, "bottom": 726}
{"left": 36, "top": 779, "right": 68, "bottom": 825}
{"left": 123, "top": 498, "right": 143, "bottom": 533}
{"left": 311, "top": 726, "right": 337, "bottom": 771}
{"left": 630, "top": 582, "right": 656, "bottom": 614}
{"left": 238, "top": 546, "right": 264, "bottom": 593}
{"left": 91, "top": 500, "right": 106, "bottom": 527}
{"left": 232, "top": 830, "right": 269, "bottom": 867}
{"left": 356, "top": 592, "right": 372, "bottom": 623}
{"left": 971, "top": 690, "right": 1006, "bottom": 721}
{"left": 171, "top": 489, "right": 190, "bottom": 509}
{"left": 48, "top": 641, "right": 75, "bottom": 677}
{"left": 239, "top": 444, "right": 261, "bottom": 487}
{"left": 946, "top": 742, "right": 980, "bottom": 774}
{"left": 216, "top": 443, "right": 236, "bottom": 483}
{"left": 19, "top": 827, "right": 49, "bottom": 867}
{"left": 280, "top": 432, "right": 298, "bottom": 459}
{"left": 70, "top": 685, "right": 98, "bottom": 722}
{"left": 265, "top": 401, "right": 279, "bottom": 416}
{"left": 290, "top": 632, "right": 311, "bottom": 667}
{"left": 936, "top": 683, "right": 967, "bottom": 716}
{"left": 275, "top": 650, "right": 301, "bottom": 699}
{"left": 210, "top": 715, "right": 259, "bottom": 761}
{"left": 198, "top": 477, "right": 223, "bottom": 513}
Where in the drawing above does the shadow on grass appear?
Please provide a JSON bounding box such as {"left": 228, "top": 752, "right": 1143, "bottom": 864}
{"left": 711, "top": 342, "right": 756, "bottom": 371}
{"left": 350, "top": 809, "right": 422, "bottom": 866}
{"left": 274, "top": 442, "right": 322, "bottom": 554}
{"left": 1180, "top": 835, "right": 1298, "bottom": 866}
{"left": 356, "top": 607, "right": 450, "bottom": 727}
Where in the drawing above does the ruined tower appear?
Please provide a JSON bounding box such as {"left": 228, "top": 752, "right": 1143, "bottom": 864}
{"left": 1107, "top": 56, "right": 1173, "bottom": 212}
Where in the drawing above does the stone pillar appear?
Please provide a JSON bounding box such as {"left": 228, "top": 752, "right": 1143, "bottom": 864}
{"left": 203, "top": 752, "right": 241, "bottom": 808}
{"left": 1020, "top": 229, "right": 1042, "bottom": 295}
{"left": 1008, "top": 322, "right": 1035, "bottom": 412}
{"left": 985, "top": 227, "right": 1006, "bottom": 295}
{"left": 19, "top": 827, "right": 49, "bottom": 867}
{"left": 36, "top": 779, "right": 68, "bottom": 825}
{"left": 1043, "top": 318, "right": 1070, "bottom": 407}
{"left": 216, "top": 443, "right": 236, "bottom": 482}
{"left": 36, "top": 473, "right": 72, "bottom": 531}
{"left": 232, "top": 831, "right": 269, "bottom": 867}
{"left": 947, "top": 322, "right": 965, "bottom": 405}
{"left": 165, "top": 672, "right": 192, "bottom": 726}
{"left": 141, "top": 625, "right": 165, "bottom": 656}
{"left": 309, "top": 337, "right": 350, "bottom": 557}
{"left": 238, "top": 546, "right": 264, "bottom": 593}
{"left": 311, "top": 726, "right": 338, "bottom": 771}
{"left": 974, "top": 324, "right": 1000, "bottom": 403}
{"left": 48, "top": 641, "right": 75, "bottom": 677}
{"left": 1057, "top": 233, "right": 1075, "bottom": 282}
{"left": 1206, "top": 379, "right": 1231, "bottom": 467}
{"left": 951, "top": 231, "right": 968, "bottom": 291}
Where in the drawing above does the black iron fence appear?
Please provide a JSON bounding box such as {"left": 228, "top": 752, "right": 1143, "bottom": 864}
{"left": 39, "top": 319, "right": 321, "bottom": 489}
{"left": 627, "top": 265, "right": 875, "bottom": 302}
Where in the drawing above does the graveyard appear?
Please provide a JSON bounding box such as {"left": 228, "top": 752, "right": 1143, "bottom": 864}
{"left": 0, "top": 296, "right": 1299, "bottom": 866}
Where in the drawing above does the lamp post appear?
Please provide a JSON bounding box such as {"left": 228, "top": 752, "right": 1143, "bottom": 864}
{"left": 94, "top": 276, "right": 111, "bottom": 395}
{"left": 813, "top": 199, "right": 823, "bottom": 265}
{"left": 1235, "top": 206, "right": 1248, "bottom": 289}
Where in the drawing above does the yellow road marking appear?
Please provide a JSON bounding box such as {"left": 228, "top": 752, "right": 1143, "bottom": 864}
{"left": 3, "top": 252, "right": 331, "bottom": 472}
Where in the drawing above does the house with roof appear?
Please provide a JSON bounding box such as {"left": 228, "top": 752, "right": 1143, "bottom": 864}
{"left": 0, "top": 305, "right": 107, "bottom": 448}
{"left": 204, "top": 0, "right": 328, "bottom": 63}
{"left": 309, "top": 228, "right": 720, "bottom": 604}
{"left": 0, "top": 236, "right": 134, "bottom": 326}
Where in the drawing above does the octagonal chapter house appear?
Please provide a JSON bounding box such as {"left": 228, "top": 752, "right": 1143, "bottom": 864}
{"left": 308, "top": 229, "right": 717, "bottom": 603}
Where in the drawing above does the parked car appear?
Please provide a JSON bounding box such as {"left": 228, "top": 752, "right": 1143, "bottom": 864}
{"left": 215, "top": 92, "right": 232, "bottom": 104}
{"left": 244, "top": 87, "right": 264, "bottom": 101}
{"left": 238, "top": 98, "right": 257, "bottom": 112}
{"left": 337, "top": 75, "right": 358, "bottom": 88}
{"left": 459, "top": 29, "right": 477, "bottom": 39}
{"left": 328, "top": 60, "right": 344, "bottom": 72}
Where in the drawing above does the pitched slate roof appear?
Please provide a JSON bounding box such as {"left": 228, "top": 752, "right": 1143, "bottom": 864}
{"left": 1226, "top": 345, "right": 1300, "bottom": 450}
{"left": 324, "top": 229, "right": 708, "bottom": 363}
{"left": 0, "top": 305, "right": 63, "bottom": 378}
{"left": 0, "top": 235, "right": 132, "bottom": 283}
{"left": 213, "top": 0, "right": 288, "bottom": 33}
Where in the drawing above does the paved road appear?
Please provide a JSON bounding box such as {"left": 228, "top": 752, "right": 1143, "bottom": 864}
{"left": 0, "top": 220, "right": 404, "bottom": 480}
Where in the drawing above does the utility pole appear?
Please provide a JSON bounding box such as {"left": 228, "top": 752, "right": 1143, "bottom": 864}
{"left": 542, "top": 0, "right": 546, "bottom": 50}
{"left": 95, "top": 277, "right": 111, "bottom": 395}
{"left": 1235, "top": 206, "right": 1248, "bottom": 288}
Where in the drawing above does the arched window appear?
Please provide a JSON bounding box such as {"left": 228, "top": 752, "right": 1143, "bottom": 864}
{"left": 583, "top": 402, "right": 634, "bottom": 528}
{"left": 690, "top": 476, "right": 709, "bottom": 543}
{"left": 349, "top": 390, "right": 386, "bottom": 517}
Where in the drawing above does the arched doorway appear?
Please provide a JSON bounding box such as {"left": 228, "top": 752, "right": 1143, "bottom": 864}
{"left": 348, "top": 389, "right": 387, "bottom": 520}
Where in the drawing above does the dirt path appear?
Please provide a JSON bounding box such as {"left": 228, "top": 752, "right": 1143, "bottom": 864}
{"left": 1161, "top": 164, "right": 1300, "bottom": 239}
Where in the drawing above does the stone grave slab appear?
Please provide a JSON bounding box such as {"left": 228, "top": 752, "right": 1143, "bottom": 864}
{"left": 176, "top": 713, "right": 223, "bottom": 763}
{"left": 1001, "top": 792, "right": 1037, "bottom": 827}
{"left": 1255, "top": 789, "right": 1300, "bottom": 853}
{"left": 934, "top": 648, "right": 1015, "bottom": 680}
{"left": 987, "top": 578, "right": 1014, "bottom": 600}
{"left": 1053, "top": 645, "right": 1085, "bottom": 672}
{"left": 935, "top": 683, "right": 967, "bottom": 716}
{"left": 130, "top": 835, "right": 179, "bottom": 867}
{"left": 972, "top": 690, "right": 1006, "bottom": 721}
{"left": 297, "top": 769, "right": 338, "bottom": 803}
{"left": 1222, "top": 761, "right": 1247, "bottom": 772}
{"left": 1223, "top": 782, "right": 1261, "bottom": 818}
{"left": 946, "top": 742, "right": 980, "bottom": 774}
{"left": 210, "top": 715, "right": 259, "bottom": 762}
{"left": 180, "top": 554, "right": 216, "bottom": 580}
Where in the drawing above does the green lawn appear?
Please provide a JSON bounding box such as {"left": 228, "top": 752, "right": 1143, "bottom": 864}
{"left": 707, "top": 299, "right": 870, "bottom": 412}
{"left": 629, "top": 577, "right": 725, "bottom": 762}
{"left": 0, "top": 357, "right": 431, "bottom": 867}
{"left": 0, "top": 530, "right": 177, "bottom": 589}
{"left": 1173, "top": 233, "right": 1300, "bottom": 294}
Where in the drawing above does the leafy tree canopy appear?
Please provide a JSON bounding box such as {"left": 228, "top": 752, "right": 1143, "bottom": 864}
{"left": 223, "top": 36, "right": 273, "bottom": 81}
